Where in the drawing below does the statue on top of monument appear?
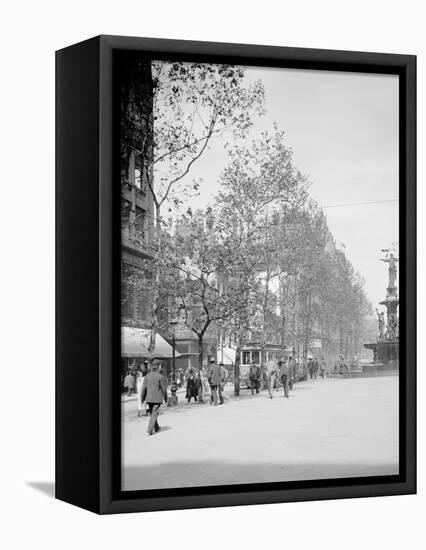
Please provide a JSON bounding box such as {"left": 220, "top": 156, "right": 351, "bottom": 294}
{"left": 381, "top": 249, "right": 398, "bottom": 290}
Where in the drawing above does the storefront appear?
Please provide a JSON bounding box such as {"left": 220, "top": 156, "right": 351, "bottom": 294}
{"left": 121, "top": 326, "right": 180, "bottom": 384}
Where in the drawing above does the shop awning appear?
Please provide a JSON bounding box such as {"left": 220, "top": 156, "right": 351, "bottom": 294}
{"left": 121, "top": 327, "right": 181, "bottom": 358}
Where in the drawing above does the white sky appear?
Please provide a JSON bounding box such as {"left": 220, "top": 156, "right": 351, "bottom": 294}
{"left": 167, "top": 66, "right": 399, "bottom": 308}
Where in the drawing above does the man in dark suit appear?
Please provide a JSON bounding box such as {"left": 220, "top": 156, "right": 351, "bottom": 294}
{"left": 288, "top": 355, "right": 297, "bottom": 389}
{"left": 312, "top": 356, "right": 319, "bottom": 379}
{"left": 207, "top": 357, "right": 222, "bottom": 406}
{"left": 278, "top": 359, "right": 290, "bottom": 398}
{"left": 249, "top": 361, "right": 260, "bottom": 395}
{"left": 141, "top": 359, "right": 168, "bottom": 435}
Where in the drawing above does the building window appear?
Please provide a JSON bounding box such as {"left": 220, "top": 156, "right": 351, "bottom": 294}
{"left": 121, "top": 202, "right": 131, "bottom": 230}
{"left": 121, "top": 145, "right": 130, "bottom": 183}
{"left": 134, "top": 153, "right": 145, "bottom": 192}
{"left": 242, "top": 351, "right": 251, "bottom": 364}
{"left": 135, "top": 167, "right": 142, "bottom": 190}
{"left": 121, "top": 262, "right": 151, "bottom": 326}
{"left": 134, "top": 207, "right": 145, "bottom": 239}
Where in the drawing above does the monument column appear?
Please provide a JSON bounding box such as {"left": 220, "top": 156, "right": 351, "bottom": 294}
{"left": 363, "top": 249, "right": 399, "bottom": 371}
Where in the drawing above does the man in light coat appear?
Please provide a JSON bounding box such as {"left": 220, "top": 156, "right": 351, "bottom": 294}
{"left": 123, "top": 370, "right": 134, "bottom": 396}
{"left": 141, "top": 360, "right": 168, "bottom": 435}
{"left": 265, "top": 360, "right": 278, "bottom": 399}
{"left": 218, "top": 362, "right": 228, "bottom": 405}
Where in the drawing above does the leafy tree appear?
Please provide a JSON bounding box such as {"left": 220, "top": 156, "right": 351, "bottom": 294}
{"left": 162, "top": 211, "right": 253, "bottom": 371}
{"left": 120, "top": 57, "right": 265, "bottom": 356}
{"left": 214, "top": 128, "right": 308, "bottom": 390}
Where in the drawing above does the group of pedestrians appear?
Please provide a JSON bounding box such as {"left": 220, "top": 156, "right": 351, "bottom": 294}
{"left": 247, "top": 356, "right": 298, "bottom": 399}
{"left": 184, "top": 358, "right": 228, "bottom": 405}
{"left": 307, "top": 357, "right": 328, "bottom": 379}
{"left": 135, "top": 354, "right": 332, "bottom": 436}
{"left": 263, "top": 356, "right": 297, "bottom": 399}
{"left": 308, "top": 357, "right": 319, "bottom": 379}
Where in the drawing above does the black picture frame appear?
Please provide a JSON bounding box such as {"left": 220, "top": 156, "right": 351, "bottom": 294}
{"left": 56, "top": 35, "right": 416, "bottom": 514}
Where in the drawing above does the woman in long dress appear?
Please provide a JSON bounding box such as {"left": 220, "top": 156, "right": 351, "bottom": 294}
{"left": 185, "top": 369, "right": 198, "bottom": 403}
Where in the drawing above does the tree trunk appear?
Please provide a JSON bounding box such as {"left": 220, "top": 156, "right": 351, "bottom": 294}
{"left": 291, "top": 273, "right": 297, "bottom": 356}
{"left": 234, "top": 335, "right": 241, "bottom": 396}
{"left": 260, "top": 270, "right": 271, "bottom": 364}
{"left": 198, "top": 333, "right": 204, "bottom": 371}
{"left": 339, "top": 320, "right": 344, "bottom": 355}
{"left": 197, "top": 332, "right": 205, "bottom": 402}
{"left": 148, "top": 206, "right": 161, "bottom": 357}
{"left": 280, "top": 280, "right": 286, "bottom": 354}
{"left": 304, "top": 291, "right": 312, "bottom": 362}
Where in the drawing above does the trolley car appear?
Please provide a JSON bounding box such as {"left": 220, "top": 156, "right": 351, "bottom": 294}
{"left": 239, "top": 343, "right": 283, "bottom": 388}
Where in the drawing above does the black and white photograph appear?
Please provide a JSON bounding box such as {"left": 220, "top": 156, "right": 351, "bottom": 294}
{"left": 119, "top": 54, "right": 400, "bottom": 492}
{"left": 3, "top": 0, "right": 422, "bottom": 542}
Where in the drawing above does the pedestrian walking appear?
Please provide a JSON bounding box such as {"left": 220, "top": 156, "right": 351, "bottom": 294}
{"left": 141, "top": 359, "right": 168, "bottom": 435}
{"left": 319, "top": 358, "right": 327, "bottom": 378}
{"left": 135, "top": 366, "right": 145, "bottom": 417}
{"left": 312, "top": 357, "right": 319, "bottom": 379}
{"left": 218, "top": 362, "right": 227, "bottom": 405}
{"left": 198, "top": 369, "right": 210, "bottom": 403}
{"left": 308, "top": 358, "right": 314, "bottom": 380}
{"left": 288, "top": 355, "right": 297, "bottom": 390}
{"left": 265, "top": 360, "right": 278, "bottom": 399}
{"left": 143, "top": 360, "right": 150, "bottom": 415}
{"left": 124, "top": 370, "right": 134, "bottom": 396}
{"left": 185, "top": 369, "right": 198, "bottom": 403}
{"left": 249, "top": 361, "right": 260, "bottom": 395}
{"left": 278, "top": 359, "right": 290, "bottom": 398}
{"left": 207, "top": 357, "right": 222, "bottom": 406}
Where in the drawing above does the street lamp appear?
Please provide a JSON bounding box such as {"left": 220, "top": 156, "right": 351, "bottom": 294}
{"left": 168, "top": 319, "right": 179, "bottom": 407}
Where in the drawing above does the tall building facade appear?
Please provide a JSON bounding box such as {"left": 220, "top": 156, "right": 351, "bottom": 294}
{"left": 120, "top": 55, "right": 155, "bottom": 328}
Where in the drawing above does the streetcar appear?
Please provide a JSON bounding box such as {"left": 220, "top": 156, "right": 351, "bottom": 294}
{"left": 239, "top": 343, "right": 284, "bottom": 388}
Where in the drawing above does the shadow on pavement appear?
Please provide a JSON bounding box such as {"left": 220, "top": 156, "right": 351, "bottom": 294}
{"left": 122, "top": 460, "right": 399, "bottom": 492}
{"left": 27, "top": 481, "right": 55, "bottom": 498}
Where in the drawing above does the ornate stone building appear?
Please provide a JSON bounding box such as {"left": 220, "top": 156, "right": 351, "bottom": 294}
{"left": 120, "top": 55, "right": 155, "bottom": 328}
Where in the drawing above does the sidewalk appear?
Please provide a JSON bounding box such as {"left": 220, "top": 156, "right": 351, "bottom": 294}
{"left": 122, "top": 376, "right": 399, "bottom": 491}
{"left": 121, "top": 382, "right": 277, "bottom": 417}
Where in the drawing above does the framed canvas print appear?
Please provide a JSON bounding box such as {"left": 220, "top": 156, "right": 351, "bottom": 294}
{"left": 56, "top": 35, "right": 416, "bottom": 514}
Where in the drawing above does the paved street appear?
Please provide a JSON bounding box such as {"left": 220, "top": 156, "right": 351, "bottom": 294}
{"left": 122, "top": 376, "right": 399, "bottom": 491}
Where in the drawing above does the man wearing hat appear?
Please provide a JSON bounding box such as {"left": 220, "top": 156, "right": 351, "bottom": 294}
{"left": 207, "top": 357, "right": 224, "bottom": 406}
{"left": 249, "top": 360, "right": 260, "bottom": 395}
{"left": 141, "top": 359, "right": 168, "bottom": 435}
